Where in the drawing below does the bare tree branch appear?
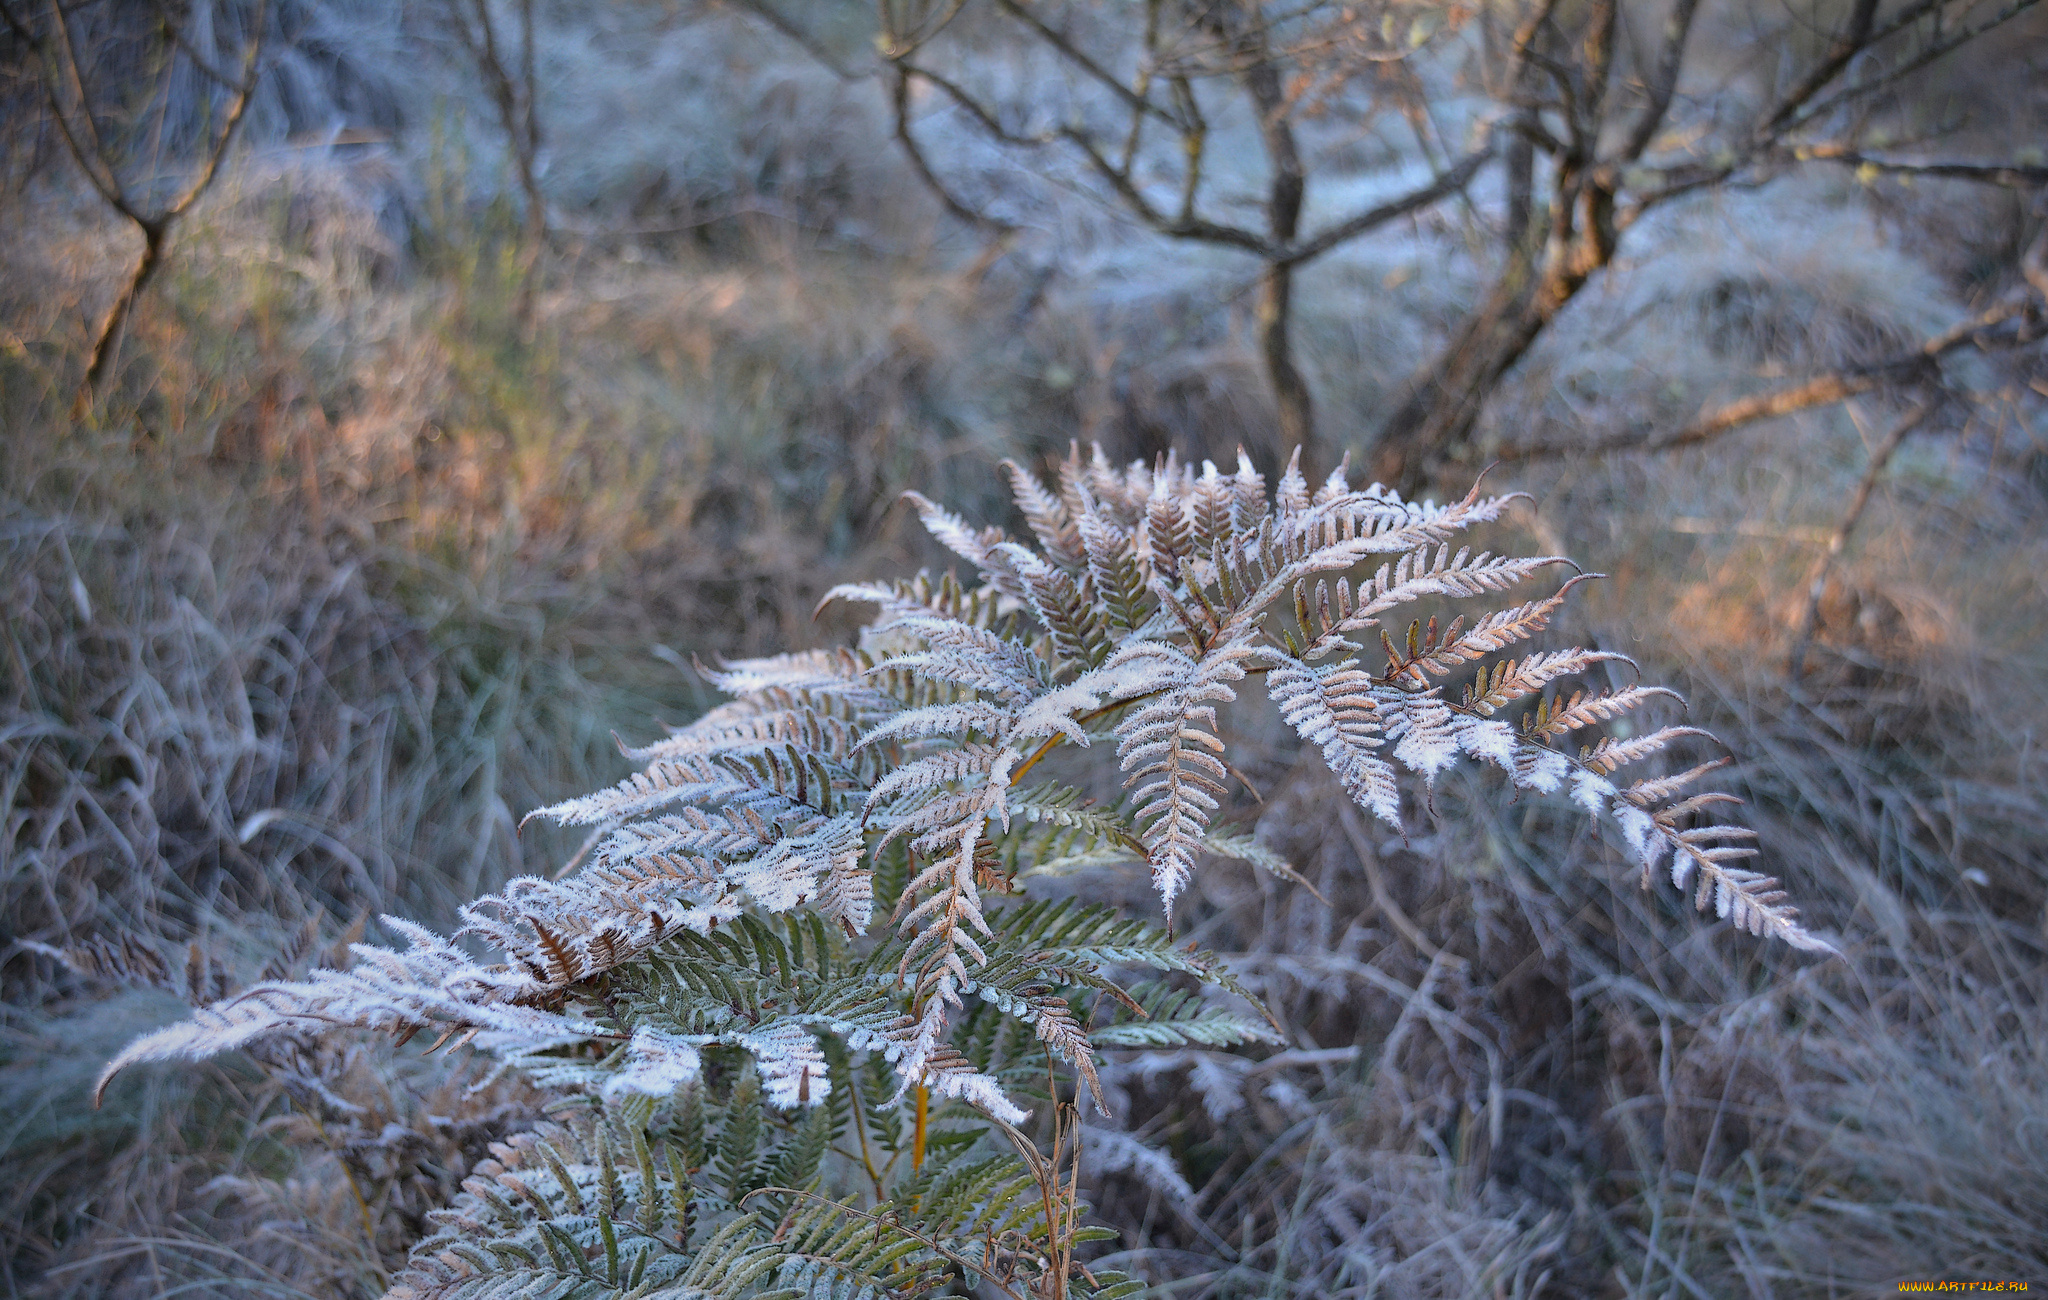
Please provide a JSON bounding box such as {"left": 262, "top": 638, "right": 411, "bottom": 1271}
{"left": 728, "top": 0, "right": 864, "bottom": 80}
{"left": 26, "top": 0, "right": 132, "bottom": 214}
{"left": 1788, "top": 396, "right": 1938, "bottom": 680}
{"left": 1790, "top": 146, "right": 2048, "bottom": 189}
{"left": 162, "top": 1, "right": 264, "bottom": 221}
{"left": 991, "top": 0, "right": 1184, "bottom": 129}
{"left": 1207, "top": 1, "right": 1313, "bottom": 469}
{"left": 1761, "top": 0, "right": 1879, "bottom": 134}
{"left": 1503, "top": 298, "right": 2042, "bottom": 462}
{"left": 1615, "top": 0, "right": 1698, "bottom": 162}
{"left": 1052, "top": 118, "right": 1273, "bottom": 252}
{"left": 1277, "top": 141, "right": 1496, "bottom": 268}
{"left": 1368, "top": 0, "right": 2035, "bottom": 494}
{"left": 1780, "top": 0, "right": 2041, "bottom": 136}
{"left": 891, "top": 65, "right": 1014, "bottom": 232}
{"left": 10, "top": 0, "right": 269, "bottom": 418}
{"left": 151, "top": 0, "right": 251, "bottom": 89}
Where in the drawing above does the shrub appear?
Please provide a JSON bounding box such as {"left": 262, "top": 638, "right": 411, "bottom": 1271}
{"left": 87, "top": 446, "right": 1831, "bottom": 1299}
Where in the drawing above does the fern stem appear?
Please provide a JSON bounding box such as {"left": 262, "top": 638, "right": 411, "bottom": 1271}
{"left": 843, "top": 1063, "right": 890, "bottom": 1203}
{"left": 1044, "top": 1055, "right": 1073, "bottom": 1300}
{"left": 911, "top": 1079, "right": 929, "bottom": 1173}
{"left": 1007, "top": 733, "right": 1069, "bottom": 786}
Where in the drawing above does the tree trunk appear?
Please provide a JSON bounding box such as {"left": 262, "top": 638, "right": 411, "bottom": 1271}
{"left": 1370, "top": 168, "right": 1617, "bottom": 494}
{"left": 1258, "top": 260, "right": 1313, "bottom": 479}
{"left": 1228, "top": 8, "right": 1313, "bottom": 479}
{"left": 74, "top": 219, "right": 166, "bottom": 421}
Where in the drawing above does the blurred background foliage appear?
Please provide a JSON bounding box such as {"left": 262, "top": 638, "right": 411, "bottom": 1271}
{"left": 2, "top": 0, "right": 2045, "bottom": 1295}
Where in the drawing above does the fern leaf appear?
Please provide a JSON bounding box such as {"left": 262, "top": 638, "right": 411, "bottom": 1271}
{"left": 856, "top": 700, "right": 1016, "bottom": 750}
{"left": 1203, "top": 828, "right": 1324, "bottom": 897}
{"left": 1524, "top": 684, "right": 1683, "bottom": 739}
{"left": 1274, "top": 446, "right": 1311, "bottom": 518}
{"left": 94, "top": 919, "right": 594, "bottom": 1104}
{"left": 1620, "top": 757, "right": 1732, "bottom": 806}
{"left": 1580, "top": 725, "right": 1719, "bottom": 776}
{"left": 1368, "top": 566, "right": 1589, "bottom": 682}
{"left": 872, "top": 615, "right": 1044, "bottom": 701}
{"left": 909, "top": 491, "right": 1011, "bottom": 573}
{"left": 1459, "top": 647, "right": 1633, "bottom": 715}
{"left": 997, "top": 542, "right": 1112, "bottom": 670}
{"left": 695, "top": 647, "right": 872, "bottom": 699}
{"left": 1145, "top": 464, "right": 1194, "bottom": 584}
{"left": 1115, "top": 638, "right": 1256, "bottom": 915}
{"left": 525, "top": 754, "right": 756, "bottom": 827}
{"left": 1002, "top": 459, "right": 1085, "bottom": 569}
{"left": 1077, "top": 491, "right": 1152, "bottom": 633}
{"left": 1264, "top": 655, "right": 1401, "bottom": 829}
{"left": 1382, "top": 690, "right": 1462, "bottom": 784}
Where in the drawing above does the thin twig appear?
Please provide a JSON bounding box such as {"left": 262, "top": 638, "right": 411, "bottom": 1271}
{"left": 1788, "top": 397, "right": 1937, "bottom": 680}
{"left": 1337, "top": 804, "right": 1443, "bottom": 960}
{"left": 1790, "top": 146, "right": 2048, "bottom": 189}
{"left": 1505, "top": 298, "right": 2039, "bottom": 461}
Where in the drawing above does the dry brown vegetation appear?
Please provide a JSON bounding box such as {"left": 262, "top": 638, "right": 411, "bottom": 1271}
{"left": 3, "top": 0, "right": 2047, "bottom": 1296}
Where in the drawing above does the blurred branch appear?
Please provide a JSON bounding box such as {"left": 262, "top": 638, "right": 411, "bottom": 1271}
{"left": 444, "top": 0, "right": 546, "bottom": 327}
{"left": 1789, "top": 146, "right": 2048, "bottom": 189}
{"left": 1779, "top": 0, "right": 2041, "bottom": 135}
{"left": 1053, "top": 119, "right": 1274, "bottom": 251}
{"left": 890, "top": 65, "right": 1013, "bottom": 233}
{"left": 1626, "top": 0, "right": 2040, "bottom": 219}
{"left": 1788, "top": 397, "right": 1938, "bottom": 681}
{"left": 1615, "top": 0, "right": 1698, "bottom": 162}
{"left": 1276, "top": 142, "right": 1496, "bottom": 268}
{"left": 1504, "top": 297, "right": 2044, "bottom": 462}
{"left": 728, "top": 0, "right": 863, "bottom": 80}
{"left": 877, "top": 2, "right": 1503, "bottom": 479}
{"left": 1207, "top": 2, "right": 1312, "bottom": 466}
{"left": 153, "top": 0, "right": 252, "bottom": 88}
{"left": 990, "top": 0, "right": 1180, "bottom": 128}
{"left": 1760, "top": 0, "right": 1879, "bottom": 134}
{"left": 1, "top": 0, "right": 268, "bottom": 419}
{"left": 1372, "top": 0, "right": 2037, "bottom": 493}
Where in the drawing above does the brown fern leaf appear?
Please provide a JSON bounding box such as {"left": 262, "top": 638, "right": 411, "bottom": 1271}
{"left": 1030, "top": 995, "right": 1106, "bottom": 1113}
{"left": 1145, "top": 470, "right": 1194, "bottom": 584}
{"left": 1076, "top": 492, "right": 1152, "bottom": 633}
{"left": 1370, "top": 569, "right": 1595, "bottom": 683}
{"left": 1460, "top": 649, "right": 1634, "bottom": 715}
{"left": 1523, "top": 685, "right": 1683, "bottom": 739}
{"left": 999, "top": 543, "right": 1114, "bottom": 669}
{"left": 1003, "top": 458, "right": 1085, "bottom": 569}
{"left": 1581, "top": 727, "right": 1721, "bottom": 777}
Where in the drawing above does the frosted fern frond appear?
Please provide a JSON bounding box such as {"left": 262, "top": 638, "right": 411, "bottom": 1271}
{"left": 526, "top": 754, "right": 762, "bottom": 827}
{"left": 1115, "top": 638, "right": 1257, "bottom": 913}
{"left": 105, "top": 443, "right": 1835, "bottom": 1300}
{"left": 94, "top": 919, "right": 592, "bottom": 1104}
{"left": 387, "top": 1100, "right": 955, "bottom": 1300}
{"left": 1001, "top": 457, "right": 1085, "bottom": 568}
{"left": 1264, "top": 655, "right": 1402, "bottom": 828}
{"left": 696, "top": 647, "right": 875, "bottom": 698}
{"left": 1087, "top": 983, "right": 1281, "bottom": 1051}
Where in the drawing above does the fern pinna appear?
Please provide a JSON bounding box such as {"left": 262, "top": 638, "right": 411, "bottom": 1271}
{"left": 99, "top": 445, "right": 1832, "bottom": 1299}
